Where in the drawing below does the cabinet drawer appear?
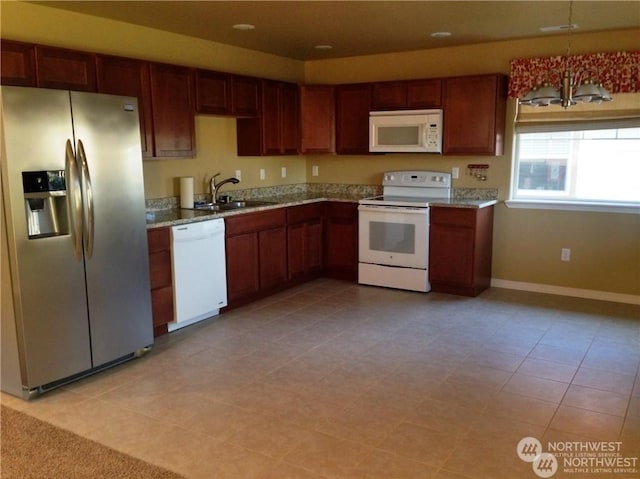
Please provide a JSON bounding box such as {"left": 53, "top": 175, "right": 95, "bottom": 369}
{"left": 287, "top": 203, "right": 323, "bottom": 224}
{"left": 149, "top": 250, "right": 172, "bottom": 289}
{"left": 147, "top": 227, "right": 170, "bottom": 252}
{"left": 151, "top": 286, "right": 174, "bottom": 327}
{"left": 430, "top": 207, "right": 476, "bottom": 227}
{"left": 225, "top": 209, "right": 286, "bottom": 236}
{"left": 324, "top": 201, "right": 358, "bottom": 220}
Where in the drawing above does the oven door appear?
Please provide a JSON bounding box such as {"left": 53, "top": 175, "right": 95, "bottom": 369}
{"left": 358, "top": 204, "right": 429, "bottom": 268}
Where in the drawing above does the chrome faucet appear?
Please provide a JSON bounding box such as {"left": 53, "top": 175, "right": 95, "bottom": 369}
{"left": 210, "top": 173, "right": 240, "bottom": 203}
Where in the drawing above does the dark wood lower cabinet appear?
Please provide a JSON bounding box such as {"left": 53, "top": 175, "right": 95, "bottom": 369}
{"left": 147, "top": 227, "right": 174, "bottom": 336}
{"left": 323, "top": 202, "right": 359, "bottom": 281}
{"left": 224, "top": 209, "right": 288, "bottom": 307}
{"left": 429, "top": 206, "right": 494, "bottom": 297}
{"left": 149, "top": 202, "right": 496, "bottom": 336}
{"left": 287, "top": 204, "right": 323, "bottom": 281}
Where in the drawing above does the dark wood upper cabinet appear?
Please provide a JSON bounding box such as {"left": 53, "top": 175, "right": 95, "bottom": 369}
{"left": 300, "top": 85, "right": 335, "bottom": 154}
{"left": 230, "top": 75, "right": 260, "bottom": 117}
{"left": 335, "top": 83, "right": 372, "bottom": 155}
{"left": 149, "top": 62, "right": 196, "bottom": 158}
{"left": 195, "top": 70, "right": 260, "bottom": 117}
{"left": 237, "top": 79, "right": 299, "bottom": 156}
{"left": 1, "top": 40, "right": 36, "bottom": 87}
{"left": 195, "top": 69, "right": 232, "bottom": 115}
{"left": 96, "top": 55, "right": 154, "bottom": 158}
{"left": 442, "top": 74, "right": 507, "bottom": 156}
{"left": 35, "top": 46, "right": 96, "bottom": 92}
{"left": 372, "top": 79, "right": 442, "bottom": 110}
{"left": 407, "top": 79, "right": 442, "bottom": 108}
{"left": 280, "top": 81, "right": 299, "bottom": 154}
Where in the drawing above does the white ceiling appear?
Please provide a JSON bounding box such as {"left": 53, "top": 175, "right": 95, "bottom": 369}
{"left": 36, "top": 1, "right": 640, "bottom": 60}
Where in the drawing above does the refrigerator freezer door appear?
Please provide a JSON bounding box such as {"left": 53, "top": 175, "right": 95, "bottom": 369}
{"left": 69, "top": 91, "right": 153, "bottom": 366}
{"left": 1, "top": 87, "right": 93, "bottom": 388}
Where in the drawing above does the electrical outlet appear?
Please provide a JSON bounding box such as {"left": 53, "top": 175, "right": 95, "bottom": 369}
{"left": 281, "top": 167, "right": 287, "bottom": 178}
{"left": 259, "top": 168, "right": 266, "bottom": 180}
{"left": 235, "top": 170, "right": 242, "bottom": 181}
{"left": 561, "top": 248, "right": 571, "bottom": 262}
{"left": 312, "top": 165, "right": 319, "bottom": 177}
{"left": 452, "top": 167, "right": 459, "bottom": 179}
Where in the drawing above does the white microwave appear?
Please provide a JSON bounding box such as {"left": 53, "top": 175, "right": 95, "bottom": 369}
{"left": 369, "top": 109, "right": 443, "bottom": 153}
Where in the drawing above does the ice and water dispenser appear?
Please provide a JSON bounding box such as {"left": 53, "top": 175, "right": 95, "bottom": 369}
{"left": 22, "top": 170, "right": 69, "bottom": 239}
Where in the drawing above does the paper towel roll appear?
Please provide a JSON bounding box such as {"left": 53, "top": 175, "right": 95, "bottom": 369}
{"left": 180, "top": 176, "right": 194, "bottom": 209}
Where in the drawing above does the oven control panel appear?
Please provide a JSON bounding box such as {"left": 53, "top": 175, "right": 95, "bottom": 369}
{"left": 382, "top": 170, "right": 451, "bottom": 188}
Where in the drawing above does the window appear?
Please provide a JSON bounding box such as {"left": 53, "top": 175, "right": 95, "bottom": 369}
{"left": 512, "top": 126, "right": 640, "bottom": 207}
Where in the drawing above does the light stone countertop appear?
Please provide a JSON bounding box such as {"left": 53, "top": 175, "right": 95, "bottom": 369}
{"left": 146, "top": 192, "right": 497, "bottom": 229}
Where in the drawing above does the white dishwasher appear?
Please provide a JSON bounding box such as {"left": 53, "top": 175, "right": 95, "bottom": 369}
{"left": 170, "top": 218, "right": 227, "bottom": 332}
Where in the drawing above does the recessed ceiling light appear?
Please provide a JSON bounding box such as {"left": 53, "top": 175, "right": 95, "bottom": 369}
{"left": 233, "top": 23, "right": 255, "bottom": 31}
{"left": 430, "top": 32, "right": 452, "bottom": 38}
{"left": 314, "top": 45, "right": 333, "bottom": 50}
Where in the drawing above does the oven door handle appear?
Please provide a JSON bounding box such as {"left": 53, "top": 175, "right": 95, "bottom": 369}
{"left": 358, "top": 204, "right": 429, "bottom": 214}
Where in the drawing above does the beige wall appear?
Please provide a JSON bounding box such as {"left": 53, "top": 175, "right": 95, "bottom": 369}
{"left": 2, "top": 2, "right": 639, "bottom": 298}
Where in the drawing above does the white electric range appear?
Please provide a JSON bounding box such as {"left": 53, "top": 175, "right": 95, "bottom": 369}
{"left": 358, "top": 170, "right": 451, "bottom": 292}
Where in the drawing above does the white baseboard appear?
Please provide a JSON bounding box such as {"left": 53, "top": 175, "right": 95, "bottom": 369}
{"left": 490, "top": 279, "right": 640, "bottom": 306}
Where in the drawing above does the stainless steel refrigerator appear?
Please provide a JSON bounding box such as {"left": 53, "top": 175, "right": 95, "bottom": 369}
{"left": 1, "top": 86, "right": 153, "bottom": 399}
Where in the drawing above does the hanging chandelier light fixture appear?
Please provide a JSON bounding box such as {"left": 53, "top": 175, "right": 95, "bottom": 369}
{"left": 519, "top": 1, "right": 613, "bottom": 108}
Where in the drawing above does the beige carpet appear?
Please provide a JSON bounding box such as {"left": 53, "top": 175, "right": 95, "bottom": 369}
{"left": 0, "top": 405, "right": 185, "bottom": 479}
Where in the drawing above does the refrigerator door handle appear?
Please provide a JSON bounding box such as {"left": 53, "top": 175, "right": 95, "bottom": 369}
{"left": 65, "top": 139, "right": 83, "bottom": 261}
{"left": 77, "top": 139, "right": 95, "bottom": 259}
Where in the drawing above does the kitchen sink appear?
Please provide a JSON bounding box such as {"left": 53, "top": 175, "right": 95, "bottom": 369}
{"left": 186, "top": 200, "right": 276, "bottom": 212}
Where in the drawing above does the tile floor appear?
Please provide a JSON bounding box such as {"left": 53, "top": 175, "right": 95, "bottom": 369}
{"left": 2, "top": 279, "right": 639, "bottom": 478}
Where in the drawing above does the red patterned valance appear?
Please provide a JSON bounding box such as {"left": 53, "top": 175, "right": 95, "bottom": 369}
{"left": 509, "top": 51, "right": 640, "bottom": 99}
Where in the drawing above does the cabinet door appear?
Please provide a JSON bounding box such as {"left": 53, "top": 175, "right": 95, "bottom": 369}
{"left": 429, "top": 206, "right": 494, "bottom": 296}
{"left": 231, "top": 75, "right": 260, "bottom": 116}
{"left": 336, "top": 83, "right": 372, "bottom": 155}
{"left": 371, "top": 81, "right": 407, "bottom": 110}
{"left": 287, "top": 220, "right": 323, "bottom": 280}
{"left": 149, "top": 63, "right": 196, "bottom": 158}
{"left": 261, "top": 80, "right": 282, "bottom": 155}
{"left": 259, "top": 227, "right": 288, "bottom": 290}
{"left": 226, "top": 232, "right": 260, "bottom": 302}
{"left": 287, "top": 223, "right": 306, "bottom": 279}
{"left": 147, "top": 228, "right": 173, "bottom": 336}
{"left": 442, "top": 74, "right": 507, "bottom": 156}
{"left": 407, "top": 79, "right": 442, "bottom": 108}
{"left": 280, "top": 82, "right": 300, "bottom": 155}
{"left": 195, "top": 69, "right": 232, "bottom": 114}
{"left": 323, "top": 202, "right": 358, "bottom": 281}
{"left": 300, "top": 85, "right": 335, "bottom": 154}
{"left": 148, "top": 250, "right": 172, "bottom": 290}
{"left": 429, "top": 225, "right": 475, "bottom": 285}
{"left": 1, "top": 40, "right": 36, "bottom": 86}
{"left": 35, "top": 46, "right": 96, "bottom": 91}
{"left": 96, "top": 55, "right": 154, "bottom": 158}
{"left": 151, "top": 286, "right": 173, "bottom": 332}
{"left": 306, "top": 221, "right": 323, "bottom": 273}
